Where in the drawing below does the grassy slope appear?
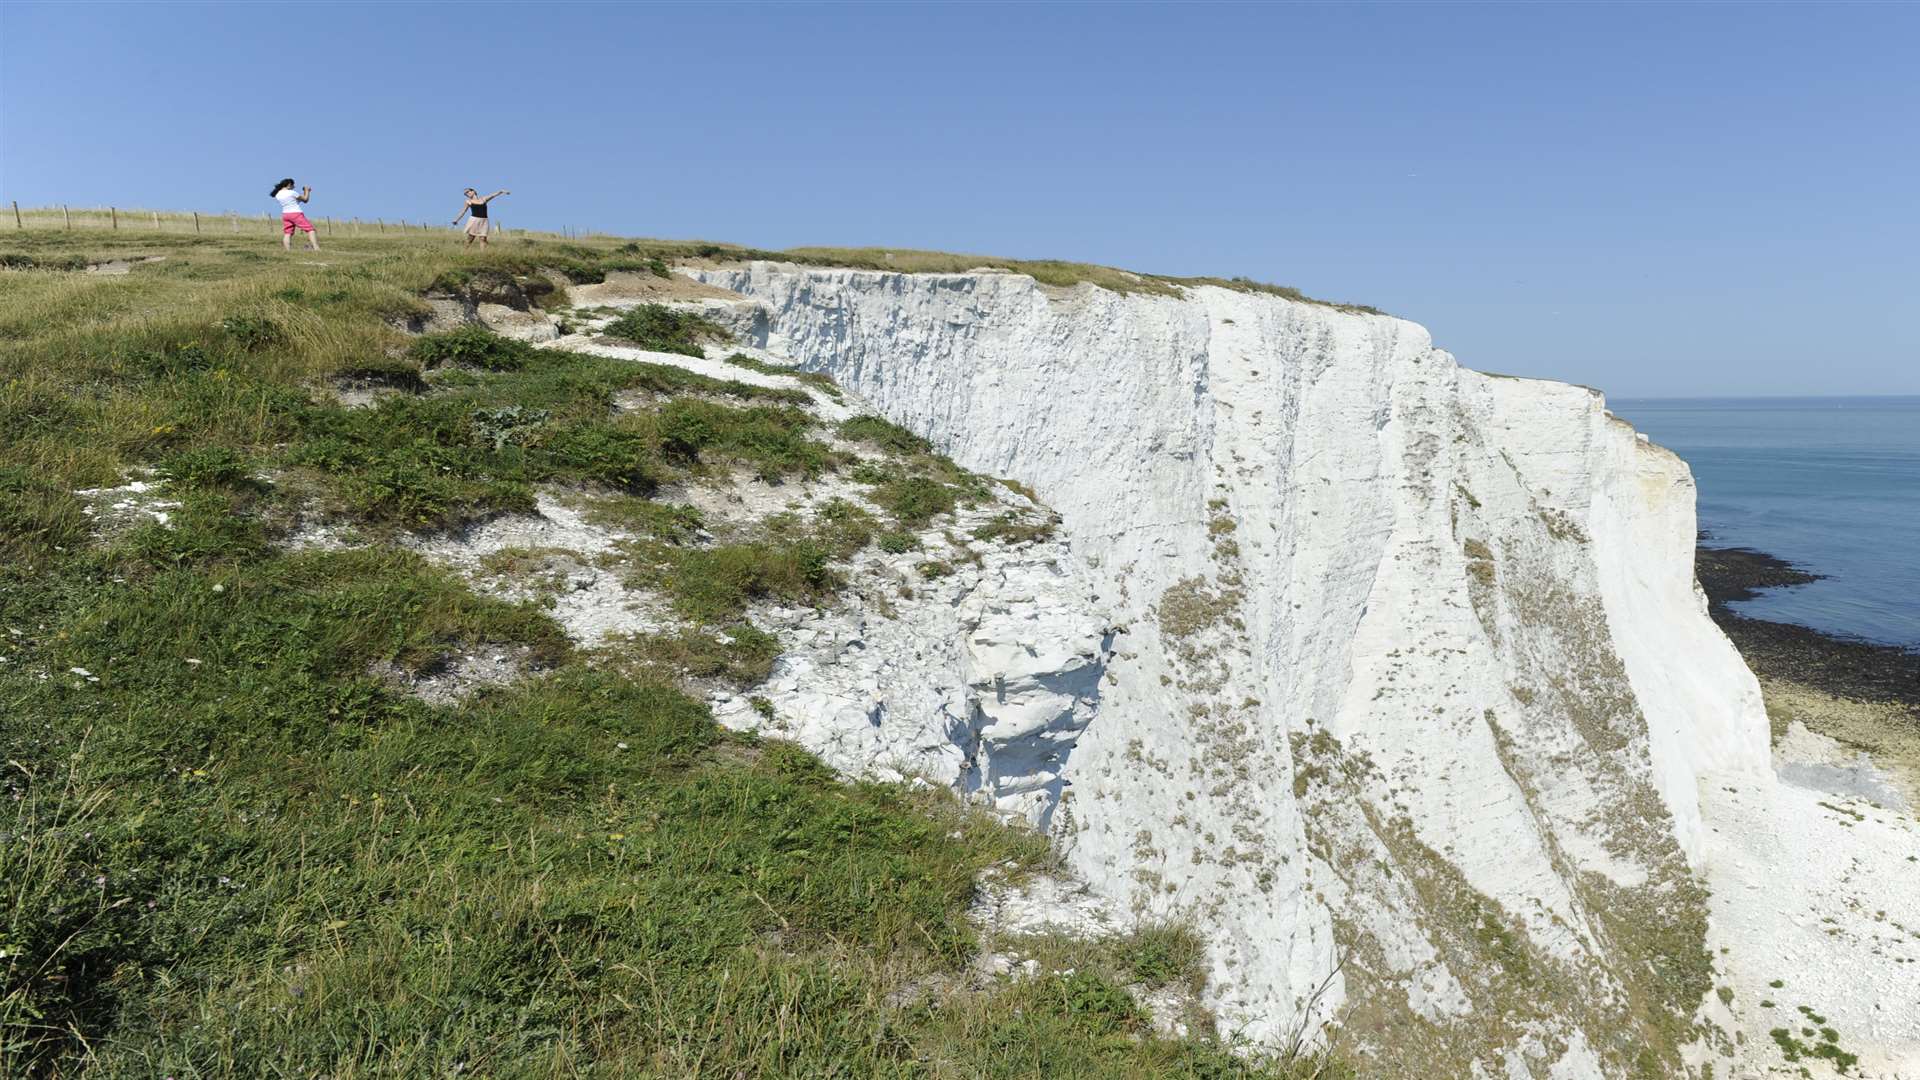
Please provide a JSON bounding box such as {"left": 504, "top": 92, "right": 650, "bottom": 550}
{"left": 0, "top": 230, "right": 1340, "bottom": 1077}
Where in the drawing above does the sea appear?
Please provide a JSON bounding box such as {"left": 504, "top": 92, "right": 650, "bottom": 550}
{"left": 1607, "top": 396, "right": 1920, "bottom": 650}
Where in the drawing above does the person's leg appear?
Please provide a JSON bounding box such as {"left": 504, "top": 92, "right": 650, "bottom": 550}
{"left": 282, "top": 216, "right": 293, "bottom": 251}
{"left": 306, "top": 221, "right": 320, "bottom": 251}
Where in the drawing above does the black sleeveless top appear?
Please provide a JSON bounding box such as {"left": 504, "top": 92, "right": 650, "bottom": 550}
{"left": 469, "top": 200, "right": 487, "bottom": 219}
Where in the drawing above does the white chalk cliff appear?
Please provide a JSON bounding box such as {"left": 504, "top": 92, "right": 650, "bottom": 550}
{"left": 687, "top": 264, "right": 1779, "bottom": 1076}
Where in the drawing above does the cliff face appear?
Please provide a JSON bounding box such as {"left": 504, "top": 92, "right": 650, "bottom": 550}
{"left": 694, "top": 264, "right": 1771, "bottom": 1075}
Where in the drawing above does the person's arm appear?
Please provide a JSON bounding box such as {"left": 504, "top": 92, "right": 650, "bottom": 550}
{"left": 482, "top": 189, "right": 510, "bottom": 203}
{"left": 298, "top": 186, "right": 313, "bottom": 204}
{"left": 452, "top": 203, "right": 470, "bottom": 225}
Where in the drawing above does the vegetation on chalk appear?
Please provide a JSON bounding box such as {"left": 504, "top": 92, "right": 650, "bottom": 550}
{"left": 840, "top": 413, "right": 934, "bottom": 456}
{"left": 407, "top": 322, "right": 537, "bottom": 370}
{"left": 973, "top": 509, "right": 1060, "bottom": 546}
{"left": 724, "top": 351, "right": 844, "bottom": 399}
{"left": 600, "top": 622, "right": 784, "bottom": 686}
{"left": 992, "top": 921, "right": 1210, "bottom": 1000}
{"left": 601, "top": 302, "right": 724, "bottom": 357}
{"left": 1, "top": 227, "right": 1343, "bottom": 1077}
{"left": 579, "top": 492, "right": 708, "bottom": 544}
{"left": 622, "top": 502, "right": 877, "bottom": 625}
{"left": 1769, "top": 1021, "right": 1859, "bottom": 1073}
{"left": 836, "top": 414, "right": 1040, "bottom": 543}
{"left": 290, "top": 332, "right": 828, "bottom": 529}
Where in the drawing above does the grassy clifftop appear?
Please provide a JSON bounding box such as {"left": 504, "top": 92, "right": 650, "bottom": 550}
{"left": 0, "top": 230, "right": 1341, "bottom": 1076}
{"left": 5, "top": 208, "right": 1385, "bottom": 312}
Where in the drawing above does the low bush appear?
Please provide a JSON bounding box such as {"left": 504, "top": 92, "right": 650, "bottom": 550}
{"left": 330, "top": 357, "right": 427, "bottom": 392}
{"left": 872, "top": 474, "right": 958, "bottom": 526}
{"left": 602, "top": 304, "right": 724, "bottom": 357}
{"left": 655, "top": 399, "right": 830, "bottom": 480}
{"left": 972, "top": 509, "right": 1058, "bottom": 546}
{"left": 156, "top": 446, "right": 258, "bottom": 491}
{"left": 408, "top": 325, "right": 538, "bottom": 371}
{"left": 640, "top": 538, "right": 839, "bottom": 623}
{"left": 218, "top": 314, "right": 285, "bottom": 350}
{"left": 839, "top": 414, "right": 932, "bottom": 455}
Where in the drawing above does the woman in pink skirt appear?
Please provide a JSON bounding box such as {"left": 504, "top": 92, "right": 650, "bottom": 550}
{"left": 453, "top": 187, "right": 509, "bottom": 248}
{"left": 271, "top": 178, "right": 319, "bottom": 252}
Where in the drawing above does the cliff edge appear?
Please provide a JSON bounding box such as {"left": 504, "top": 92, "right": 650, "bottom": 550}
{"left": 690, "top": 263, "right": 1776, "bottom": 1076}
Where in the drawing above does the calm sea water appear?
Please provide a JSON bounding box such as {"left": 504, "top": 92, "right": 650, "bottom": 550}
{"left": 1606, "top": 397, "right": 1920, "bottom": 649}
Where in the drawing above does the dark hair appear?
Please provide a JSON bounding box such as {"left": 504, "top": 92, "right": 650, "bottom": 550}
{"left": 271, "top": 178, "right": 295, "bottom": 196}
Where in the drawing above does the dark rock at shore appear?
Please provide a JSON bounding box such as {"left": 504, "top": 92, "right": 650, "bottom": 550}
{"left": 1695, "top": 544, "right": 1822, "bottom": 606}
{"left": 1696, "top": 544, "right": 1920, "bottom": 709}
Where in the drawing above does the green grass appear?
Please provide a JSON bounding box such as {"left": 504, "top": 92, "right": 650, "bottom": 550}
{"left": 0, "top": 544, "right": 1325, "bottom": 1076}
{"left": 724, "top": 352, "right": 844, "bottom": 400}
{"left": 1, "top": 226, "right": 1342, "bottom": 1077}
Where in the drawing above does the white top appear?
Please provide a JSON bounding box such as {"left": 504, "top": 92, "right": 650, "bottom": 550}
{"left": 274, "top": 188, "right": 303, "bottom": 215}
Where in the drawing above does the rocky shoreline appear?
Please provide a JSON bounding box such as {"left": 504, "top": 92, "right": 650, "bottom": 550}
{"left": 1695, "top": 543, "right": 1920, "bottom": 708}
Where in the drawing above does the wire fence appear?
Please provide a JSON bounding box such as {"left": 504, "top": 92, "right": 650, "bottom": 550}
{"left": 2, "top": 201, "right": 606, "bottom": 242}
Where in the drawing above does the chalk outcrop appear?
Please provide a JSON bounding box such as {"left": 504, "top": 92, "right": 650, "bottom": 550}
{"left": 706, "top": 493, "right": 1111, "bottom": 832}
{"left": 688, "top": 264, "right": 1776, "bottom": 1076}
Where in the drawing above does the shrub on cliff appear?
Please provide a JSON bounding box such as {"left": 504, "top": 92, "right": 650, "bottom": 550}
{"left": 602, "top": 303, "right": 723, "bottom": 357}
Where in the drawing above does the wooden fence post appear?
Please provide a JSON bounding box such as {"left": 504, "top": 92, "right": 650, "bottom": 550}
{"left": 111, "top": 207, "right": 118, "bottom": 229}
{"left": 230, "top": 213, "right": 238, "bottom": 233}
{"left": 193, "top": 212, "right": 201, "bottom": 234}
{"left": 10, "top": 201, "right": 19, "bottom": 228}
{"left": 377, "top": 218, "right": 385, "bottom": 232}
{"left": 325, "top": 216, "right": 333, "bottom": 233}
{"left": 63, "top": 205, "right": 71, "bottom": 230}
{"left": 151, "top": 211, "right": 160, "bottom": 229}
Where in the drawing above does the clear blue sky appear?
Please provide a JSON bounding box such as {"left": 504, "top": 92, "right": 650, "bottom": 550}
{"left": 3, "top": 1, "right": 1915, "bottom": 396}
